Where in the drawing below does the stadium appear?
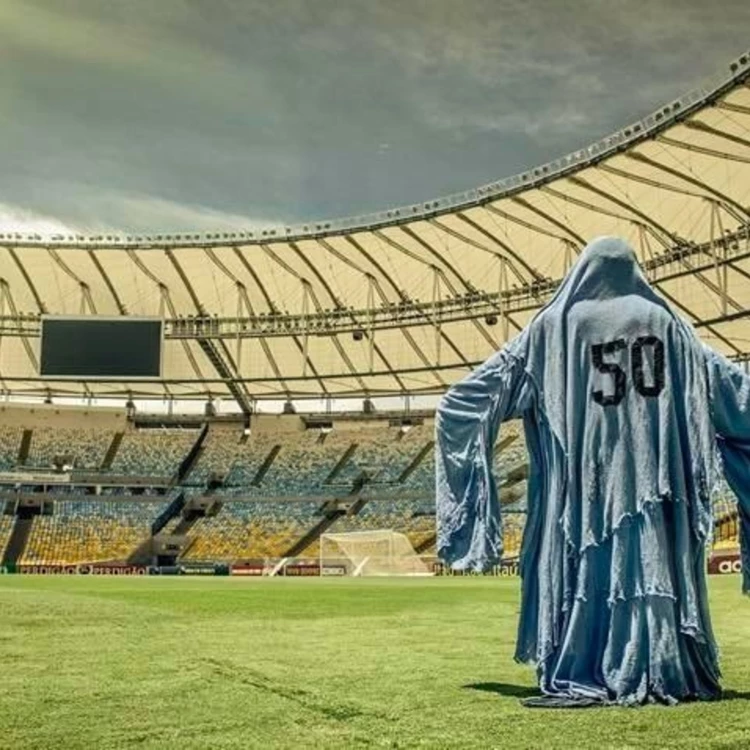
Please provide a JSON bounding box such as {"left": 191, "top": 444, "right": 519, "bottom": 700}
{"left": 1, "top": 31, "right": 750, "bottom": 750}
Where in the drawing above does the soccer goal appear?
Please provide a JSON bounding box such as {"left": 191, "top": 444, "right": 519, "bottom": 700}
{"left": 320, "top": 529, "right": 432, "bottom": 577}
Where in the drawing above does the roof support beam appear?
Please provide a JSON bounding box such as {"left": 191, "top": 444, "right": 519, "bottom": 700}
{"left": 567, "top": 174, "right": 680, "bottom": 244}
{"left": 196, "top": 337, "right": 253, "bottom": 415}
{"left": 684, "top": 119, "right": 750, "bottom": 151}
{"left": 625, "top": 151, "right": 750, "bottom": 221}
{"left": 202, "top": 248, "right": 288, "bottom": 397}
{"left": 4, "top": 247, "right": 47, "bottom": 314}
{"left": 313, "top": 238, "right": 436, "bottom": 389}
{"left": 343, "top": 236, "right": 451, "bottom": 385}
{"left": 540, "top": 186, "right": 673, "bottom": 250}
{"left": 426, "top": 218, "right": 528, "bottom": 285}
{"left": 165, "top": 248, "right": 254, "bottom": 414}
{"left": 446, "top": 215, "right": 541, "bottom": 282}
{"left": 87, "top": 250, "right": 127, "bottom": 314}
{"left": 231, "top": 246, "right": 329, "bottom": 395}
{"left": 364, "top": 273, "right": 448, "bottom": 386}
{"left": 716, "top": 101, "right": 750, "bottom": 116}
{"left": 504, "top": 197, "right": 587, "bottom": 246}
{"left": 288, "top": 241, "right": 406, "bottom": 391}
{"left": 379, "top": 229, "right": 501, "bottom": 352}
{"left": 0, "top": 279, "right": 37, "bottom": 377}
{"left": 657, "top": 134, "right": 750, "bottom": 165}
{"left": 126, "top": 250, "right": 202, "bottom": 399}
{"left": 598, "top": 162, "right": 706, "bottom": 200}
{"left": 261, "top": 244, "right": 368, "bottom": 393}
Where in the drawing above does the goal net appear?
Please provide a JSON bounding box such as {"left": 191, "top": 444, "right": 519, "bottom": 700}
{"left": 320, "top": 530, "right": 432, "bottom": 577}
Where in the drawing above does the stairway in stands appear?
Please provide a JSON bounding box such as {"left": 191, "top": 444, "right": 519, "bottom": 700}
{"left": 282, "top": 470, "right": 373, "bottom": 558}
{"left": 174, "top": 424, "right": 209, "bottom": 485}
{"left": 17, "top": 430, "right": 32, "bottom": 465}
{"left": 172, "top": 512, "right": 201, "bottom": 536}
{"left": 414, "top": 534, "right": 436, "bottom": 555}
{"left": 2, "top": 516, "right": 33, "bottom": 566}
{"left": 101, "top": 432, "right": 124, "bottom": 470}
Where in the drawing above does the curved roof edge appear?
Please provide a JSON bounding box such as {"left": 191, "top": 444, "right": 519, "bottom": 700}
{"left": 2, "top": 50, "right": 749, "bottom": 251}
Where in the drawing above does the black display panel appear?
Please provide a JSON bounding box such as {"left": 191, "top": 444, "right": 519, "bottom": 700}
{"left": 40, "top": 318, "right": 163, "bottom": 378}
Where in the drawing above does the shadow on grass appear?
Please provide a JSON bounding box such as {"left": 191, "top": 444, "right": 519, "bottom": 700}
{"left": 722, "top": 689, "right": 750, "bottom": 701}
{"left": 466, "top": 684, "right": 750, "bottom": 703}
{"left": 463, "top": 682, "right": 538, "bottom": 699}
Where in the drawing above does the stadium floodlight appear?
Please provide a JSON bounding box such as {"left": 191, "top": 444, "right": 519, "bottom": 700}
{"left": 320, "top": 530, "right": 431, "bottom": 577}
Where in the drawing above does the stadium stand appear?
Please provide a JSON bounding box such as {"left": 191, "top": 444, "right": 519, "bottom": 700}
{"left": 108, "top": 428, "right": 201, "bottom": 478}
{"left": 0, "top": 408, "right": 738, "bottom": 567}
{"left": 20, "top": 499, "right": 167, "bottom": 565}
{"left": 713, "top": 482, "right": 740, "bottom": 549}
{"left": 326, "top": 497, "right": 437, "bottom": 551}
{"left": 0, "top": 427, "right": 23, "bottom": 470}
{"left": 182, "top": 499, "right": 321, "bottom": 560}
{"left": 186, "top": 426, "right": 243, "bottom": 485}
{"left": 0, "top": 515, "right": 14, "bottom": 559}
{"left": 25, "top": 427, "right": 114, "bottom": 470}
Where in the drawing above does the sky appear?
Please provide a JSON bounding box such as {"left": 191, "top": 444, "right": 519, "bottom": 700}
{"left": 1, "top": 0, "right": 749, "bottom": 234}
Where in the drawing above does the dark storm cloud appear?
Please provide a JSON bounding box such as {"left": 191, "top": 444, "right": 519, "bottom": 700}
{"left": 1, "top": 0, "right": 749, "bottom": 232}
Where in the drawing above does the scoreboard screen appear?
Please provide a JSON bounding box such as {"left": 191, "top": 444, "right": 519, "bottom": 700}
{"left": 40, "top": 317, "right": 163, "bottom": 378}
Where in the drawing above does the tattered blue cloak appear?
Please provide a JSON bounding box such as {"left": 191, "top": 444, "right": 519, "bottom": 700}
{"left": 436, "top": 236, "right": 750, "bottom": 706}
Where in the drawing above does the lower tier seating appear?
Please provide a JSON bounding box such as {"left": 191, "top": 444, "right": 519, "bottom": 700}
{"left": 182, "top": 500, "right": 320, "bottom": 561}
{"left": 20, "top": 500, "right": 166, "bottom": 565}
{"left": 0, "top": 515, "right": 13, "bottom": 560}
{"left": 4, "top": 477, "right": 739, "bottom": 566}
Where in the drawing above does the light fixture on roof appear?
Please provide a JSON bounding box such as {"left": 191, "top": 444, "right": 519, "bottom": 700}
{"left": 204, "top": 398, "right": 216, "bottom": 417}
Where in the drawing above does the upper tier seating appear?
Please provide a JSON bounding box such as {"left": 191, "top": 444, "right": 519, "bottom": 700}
{"left": 0, "top": 427, "right": 23, "bottom": 470}
{"left": 25, "top": 427, "right": 114, "bottom": 470}
{"left": 109, "top": 429, "right": 200, "bottom": 478}
{"left": 187, "top": 428, "right": 243, "bottom": 485}
{"left": 208, "top": 425, "right": 436, "bottom": 497}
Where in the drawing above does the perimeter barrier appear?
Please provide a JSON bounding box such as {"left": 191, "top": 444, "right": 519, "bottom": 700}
{"left": 0, "top": 551, "right": 739, "bottom": 576}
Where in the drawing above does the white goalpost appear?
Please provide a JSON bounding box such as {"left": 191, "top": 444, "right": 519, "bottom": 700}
{"left": 319, "top": 529, "right": 432, "bottom": 577}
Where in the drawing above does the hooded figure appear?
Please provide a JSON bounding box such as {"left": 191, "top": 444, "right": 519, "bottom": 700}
{"left": 436, "top": 236, "right": 750, "bottom": 707}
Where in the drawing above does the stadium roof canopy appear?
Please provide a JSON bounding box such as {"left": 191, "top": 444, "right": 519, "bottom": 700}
{"left": 1, "top": 52, "right": 749, "bottom": 410}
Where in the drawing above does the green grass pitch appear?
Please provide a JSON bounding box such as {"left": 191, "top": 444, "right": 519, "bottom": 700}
{"left": 0, "top": 575, "right": 749, "bottom": 749}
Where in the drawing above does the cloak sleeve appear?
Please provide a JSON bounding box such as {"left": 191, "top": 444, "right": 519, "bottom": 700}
{"left": 435, "top": 336, "right": 530, "bottom": 572}
{"left": 704, "top": 347, "right": 750, "bottom": 593}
